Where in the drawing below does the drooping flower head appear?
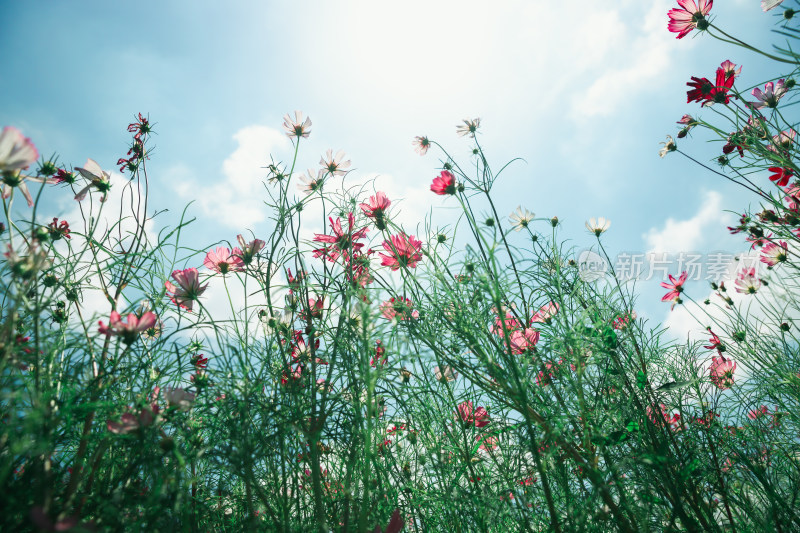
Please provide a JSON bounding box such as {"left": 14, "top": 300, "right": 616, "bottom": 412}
{"left": 709, "top": 354, "right": 736, "bottom": 389}
{"left": 283, "top": 111, "right": 312, "bottom": 140}
{"left": 74, "top": 158, "right": 112, "bottom": 202}
{"left": 456, "top": 118, "right": 481, "bottom": 138}
{"left": 98, "top": 310, "right": 158, "bottom": 344}
{"left": 413, "top": 136, "right": 431, "bottom": 155}
{"left": 379, "top": 233, "right": 423, "bottom": 270}
{"left": 667, "top": 0, "right": 712, "bottom": 39}
{"left": 165, "top": 268, "right": 209, "bottom": 312}
{"left": 431, "top": 170, "right": 457, "bottom": 196}
{"left": 313, "top": 212, "right": 369, "bottom": 263}
{"left": 204, "top": 247, "right": 245, "bottom": 274}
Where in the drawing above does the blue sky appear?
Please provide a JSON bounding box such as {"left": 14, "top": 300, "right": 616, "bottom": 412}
{"left": 0, "top": 0, "right": 790, "bottom": 337}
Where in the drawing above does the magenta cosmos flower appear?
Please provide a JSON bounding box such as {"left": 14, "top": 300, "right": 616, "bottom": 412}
{"left": 313, "top": 212, "right": 369, "bottom": 263}
{"left": 768, "top": 167, "right": 793, "bottom": 187}
{"left": 457, "top": 400, "right": 489, "bottom": 428}
{"left": 687, "top": 61, "right": 738, "bottom": 107}
{"left": 98, "top": 310, "right": 158, "bottom": 344}
{"left": 667, "top": 0, "right": 712, "bottom": 39}
{"left": 430, "top": 170, "right": 457, "bottom": 196}
{"left": 204, "top": 246, "right": 245, "bottom": 274}
{"left": 751, "top": 79, "right": 788, "bottom": 109}
{"left": 360, "top": 191, "right": 391, "bottom": 230}
{"left": 165, "top": 268, "right": 209, "bottom": 311}
{"left": 379, "top": 233, "right": 423, "bottom": 270}
{"left": 661, "top": 271, "right": 688, "bottom": 307}
{"left": 760, "top": 241, "right": 788, "bottom": 267}
{"left": 709, "top": 354, "right": 736, "bottom": 389}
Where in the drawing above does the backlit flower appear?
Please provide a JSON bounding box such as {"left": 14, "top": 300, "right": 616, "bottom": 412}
{"left": 413, "top": 136, "right": 431, "bottom": 155}
{"left": 751, "top": 79, "right": 787, "bottom": 109}
{"left": 660, "top": 271, "right": 688, "bottom": 308}
{"left": 531, "top": 301, "right": 559, "bottom": 324}
{"left": 434, "top": 365, "right": 458, "bottom": 382}
{"left": 0, "top": 126, "right": 38, "bottom": 173}
{"left": 319, "top": 149, "right": 351, "bottom": 177}
{"left": 709, "top": 354, "right": 736, "bottom": 389}
{"left": 98, "top": 310, "right": 158, "bottom": 344}
{"left": 204, "top": 247, "right": 245, "bottom": 274}
{"left": 380, "top": 297, "right": 419, "bottom": 321}
{"left": 734, "top": 267, "right": 762, "bottom": 294}
{"left": 509, "top": 328, "right": 540, "bottom": 354}
{"left": 760, "top": 241, "right": 788, "bottom": 266}
{"left": 165, "top": 268, "right": 209, "bottom": 312}
{"left": 762, "top": 0, "right": 786, "bottom": 12}
{"left": 585, "top": 217, "right": 611, "bottom": 236}
{"left": 659, "top": 135, "right": 677, "bottom": 157}
{"left": 456, "top": 118, "right": 481, "bottom": 138}
{"left": 283, "top": 111, "right": 312, "bottom": 140}
{"left": 379, "top": 233, "right": 423, "bottom": 270}
{"left": 313, "top": 212, "right": 369, "bottom": 263}
{"left": 768, "top": 166, "right": 793, "bottom": 187}
{"left": 509, "top": 206, "right": 535, "bottom": 231}
{"left": 298, "top": 168, "right": 325, "bottom": 195}
{"left": 235, "top": 234, "right": 265, "bottom": 265}
{"left": 359, "top": 191, "right": 391, "bottom": 230}
{"left": 430, "top": 170, "right": 457, "bottom": 195}
{"left": 74, "top": 158, "right": 112, "bottom": 202}
{"left": 667, "top": 0, "right": 712, "bottom": 39}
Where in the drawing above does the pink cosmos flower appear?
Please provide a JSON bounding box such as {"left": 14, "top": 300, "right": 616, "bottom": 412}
{"left": 74, "top": 158, "right": 112, "bottom": 202}
{"left": 380, "top": 297, "right": 419, "bottom": 321}
{"left": 359, "top": 191, "right": 391, "bottom": 230}
{"left": 476, "top": 434, "right": 499, "bottom": 454}
{"left": 165, "top": 268, "right": 209, "bottom": 311}
{"left": 647, "top": 404, "right": 683, "bottom": 432}
{"left": 768, "top": 166, "right": 793, "bottom": 187}
{"left": 660, "top": 271, "right": 688, "bottom": 307}
{"left": 612, "top": 311, "right": 637, "bottom": 330}
{"left": 767, "top": 129, "right": 796, "bottom": 153}
{"left": 370, "top": 340, "right": 387, "bottom": 367}
{"left": 430, "top": 170, "right": 457, "bottom": 195}
{"left": 719, "top": 60, "right": 741, "bottom": 79}
{"left": 751, "top": 79, "right": 787, "bottom": 109}
{"left": 509, "top": 328, "right": 540, "bottom": 354}
{"left": 235, "top": 234, "right": 265, "bottom": 264}
{"left": 709, "top": 354, "right": 736, "bottom": 389}
{"left": 491, "top": 306, "right": 520, "bottom": 336}
{"left": 163, "top": 387, "right": 196, "bottom": 411}
{"left": 204, "top": 247, "right": 245, "bottom": 274}
{"left": 760, "top": 241, "right": 788, "bottom": 267}
{"left": 300, "top": 295, "right": 325, "bottom": 321}
{"left": 413, "top": 136, "right": 431, "bottom": 155}
{"left": 531, "top": 301, "right": 559, "bottom": 324}
{"left": 762, "top": 0, "right": 785, "bottom": 11}
{"left": 734, "top": 267, "right": 762, "bottom": 294}
{"left": 379, "top": 233, "right": 423, "bottom": 270}
{"left": 319, "top": 149, "right": 351, "bottom": 177}
{"left": 667, "top": 0, "right": 712, "bottom": 39}
{"left": 457, "top": 400, "right": 489, "bottom": 428}
{"left": 313, "top": 212, "right": 369, "bottom": 263}
{"left": 0, "top": 126, "right": 38, "bottom": 173}
{"left": 704, "top": 329, "right": 725, "bottom": 353}
{"left": 98, "top": 310, "right": 158, "bottom": 344}
{"left": 686, "top": 61, "right": 738, "bottom": 107}
{"left": 283, "top": 111, "right": 311, "bottom": 139}
{"left": 784, "top": 184, "right": 800, "bottom": 210}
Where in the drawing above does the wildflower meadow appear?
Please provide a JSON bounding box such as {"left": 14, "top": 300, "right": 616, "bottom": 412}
{"left": 4, "top": 1, "right": 800, "bottom": 531}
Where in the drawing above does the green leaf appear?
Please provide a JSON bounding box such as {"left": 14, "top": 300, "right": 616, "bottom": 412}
{"left": 636, "top": 371, "right": 647, "bottom": 390}
{"left": 656, "top": 380, "right": 692, "bottom": 392}
{"left": 625, "top": 421, "right": 640, "bottom": 433}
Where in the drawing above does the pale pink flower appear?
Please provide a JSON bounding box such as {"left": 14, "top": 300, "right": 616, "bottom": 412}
{"left": 283, "top": 111, "right": 311, "bottom": 140}
{"left": 767, "top": 129, "right": 796, "bottom": 153}
{"left": 74, "top": 158, "right": 112, "bottom": 202}
{"left": 297, "top": 168, "right": 325, "bottom": 195}
{"left": 719, "top": 60, "right": 742, "bottom": 79}
{"left": 491, "top": 306, "right": 520, "bottom": 336}
{"left": 476, "top": 434, "right": 499, "bottom": 454}
{"left": 734, "top": 267, "right": 762, "bottom": 294}
{"left": 509, "top": 328, "right": 540, "bottom": 354}
{"left": 660, "top": 271, "right": 688, "bottom": 308}
{"left": 760, "top": 241, "right": 788, "bottom": 267}
{"left": 413, "top": 136, "right": 431, "bottom": 155}
{"left": 434, "top": 365, "right": 458, "bottom": 382}
{"left": 236, "top": 234, "right": 265, "bottom": 264}
{"left": 456, "top": 118, "right": 481, "bottom": 138}
{"left": 379, "top": 233, "right": 423, "bottom": 270}
{"left": 751, "top": 79, "right": 788, "bottom": 109}
{"left": 762, "top": 0, "right": 786, "bottom": 12}
{"left": 457, "top": 400, "right": 489, "bottom": 428}
{"left": 163, "top": 387, "right": 196, "bottom": 411}
{"left": 667, "top": 0, "right": 712, "bottom": 39}
{"left": 319, "top": 149, "right": 351, "bottom": 177}
{"left": 709, "top": 354, "right": 736, "bottom": 389}
{"left": 204, "top": 247, "right": 245, "bottom": 274}
{"left": 531, "top": 301, "right": 559, "bottom": 324}
{"left": 0, "top": 126, "right": 38, "bottom": 172}
{"left": 165, "top": 268, "right": 209, "bottom": 311}
{"left": 380, "top": 297, "right": 419, "bottom": 321}
{"left": 784, "top": 184, "right": 800, "bottom": 210}
{"left": 98, "top": 310, "right": 158, "bottom": 344}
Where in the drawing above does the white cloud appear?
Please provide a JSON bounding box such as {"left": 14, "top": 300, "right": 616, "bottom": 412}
{"left": 643, "top": 190, "right": 731, "bottom": 254}
{"left": 172, "top": 125, "right": 290, "bottom": 229}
